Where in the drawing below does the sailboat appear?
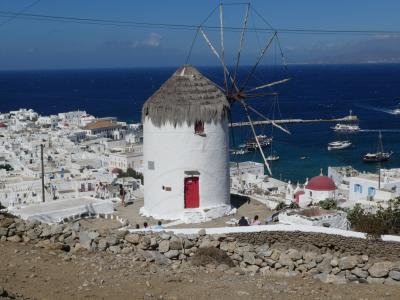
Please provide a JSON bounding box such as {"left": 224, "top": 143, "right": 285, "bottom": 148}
{"left": 266, "top": 96, "right": 280, "bottom": 161}
{"left": 363, "top": 131, "right": 393, "bottom": 163}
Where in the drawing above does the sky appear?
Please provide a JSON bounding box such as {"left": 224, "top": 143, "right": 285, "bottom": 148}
{"left": 0, "top": 0, "right": 400, "bottom": 69}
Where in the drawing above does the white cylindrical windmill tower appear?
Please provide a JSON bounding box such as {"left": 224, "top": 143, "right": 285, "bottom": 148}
{"left": 141, "top": 65, "right": 231, "bottom": 222}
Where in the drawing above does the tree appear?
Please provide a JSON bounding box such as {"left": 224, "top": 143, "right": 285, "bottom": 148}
{"left": 0, "top": 164, "right": 13, "bottom": 171}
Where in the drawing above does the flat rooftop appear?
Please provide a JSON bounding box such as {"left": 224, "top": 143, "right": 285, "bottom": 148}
{"left": 9, "top": 197, "right": 115, "bottom": 223}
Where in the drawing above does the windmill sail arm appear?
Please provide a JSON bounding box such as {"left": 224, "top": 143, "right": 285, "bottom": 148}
{"left": 199, "top": 28, "right": 239, "bottom": 93}
{"left": 239, "top": 100, "right": 272, "bottom": 176}
{"left": 244, "top": 92, "right": 279, "bottom": 98}
{"left": 219, "top": 4, "right": 227, "bottom": 91}
{"left": 246, "top": 105, "right": 291, "bottom": 135}
{"left": 240, "top": 31, "right": 277, "bottom": 91}
{"left": 247, "top": 78, "right": 291, "bottom": 92}
{"left": 232, "top": 3, "right": 250, "bottom": 87}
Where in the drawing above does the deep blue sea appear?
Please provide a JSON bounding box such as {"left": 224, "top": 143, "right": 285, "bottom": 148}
{"left": 1, "top": 64, "right": 400, "bottom": 182}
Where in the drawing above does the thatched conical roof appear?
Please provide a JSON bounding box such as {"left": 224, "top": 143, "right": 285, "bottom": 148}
{"left": 142, "top": 65, "right": 229, "bottom": 127}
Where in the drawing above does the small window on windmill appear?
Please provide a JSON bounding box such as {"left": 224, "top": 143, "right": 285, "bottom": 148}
{"left": 194, "top": 121, "right": 205, "bottom": 135}
{"left": 148, "top": 161, "right": 155, "bottom": 170}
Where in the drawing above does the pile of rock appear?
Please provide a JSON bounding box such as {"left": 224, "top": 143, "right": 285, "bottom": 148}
{"left": 1, "top": 213, "right": 400, "bottom": 285}
{"left": 0, "top": 286, "right": 27, "bottom": 300}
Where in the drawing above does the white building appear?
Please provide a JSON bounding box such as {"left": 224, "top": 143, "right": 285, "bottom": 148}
{"left": 83, "top": 119, "right": 124, "bottom": 139}
{"left": 348, "top": 168, "right": 400, "bottom": 204}
{"left": 141, "top": 65, "right": 231, "bottom": 222}
{"left": 108, "top": 149, "right": 143, "bottom": 172}
{"left": 58, "top": 110, "right": 95, "bottom": 128}
{"left": 230, "top": 161, "right": 264, "bottom": 177}
{"left": 279, "top": 207, "right": 349, "bottom": 230}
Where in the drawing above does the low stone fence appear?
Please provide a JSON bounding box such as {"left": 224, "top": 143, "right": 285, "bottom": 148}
{"left": 1, "top": 213, "right": 400, "bottom": 285}
{"left": 233, "top": 231, "right": 400, "bottom": 261}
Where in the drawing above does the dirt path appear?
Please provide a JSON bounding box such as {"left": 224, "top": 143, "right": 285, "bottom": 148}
{"left": 0, "top": 242, "right": 399, "bottom": 300}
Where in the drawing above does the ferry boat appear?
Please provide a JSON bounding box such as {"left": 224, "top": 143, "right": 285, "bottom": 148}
{"left": 327, "top": 140, "right": 352, "bottom": 151}
{"left": 331, "top": 123, "right": 360, "bottom": 133}
{"left": 363, "top": 131, "right": 393, "bottom": 163}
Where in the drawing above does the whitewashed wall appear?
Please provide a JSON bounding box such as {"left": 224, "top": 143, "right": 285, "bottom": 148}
{"left": 143, "top": 117, "right": 230, "bottom": 220}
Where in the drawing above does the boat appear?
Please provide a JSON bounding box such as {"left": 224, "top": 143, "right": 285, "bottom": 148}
{"left": 327, "top": 140, "right": 352, "bottom": 151}
{"left": 231, "top": 148, "right": 249, "bottom": 155}
{"left": 363, "top": 152, "right": 393, "bottom": 162}
{"left": 266, "top": 154, "right": 279, "bottom": 161}
{"left": 331, "top": 123, "right": 360, "bottom": 133}
{"left": 393, "top": 103, "right": 400, "bottom": 115}
{"left": 363, "top": 131, "right": 393, "bottom": 163}
{"left": 245, "top": 135, "right": 272, "bottom": 151}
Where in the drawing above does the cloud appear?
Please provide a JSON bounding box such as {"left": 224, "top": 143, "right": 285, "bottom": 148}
{"left": 132, "top": 33, "right": 162, "bottom": 48}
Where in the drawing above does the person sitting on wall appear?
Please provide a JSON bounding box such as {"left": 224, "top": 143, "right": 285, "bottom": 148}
{"left": 238, "top": 216, "right": 249, "bottom": 226}
{"left": 250, "top": 215, "right": 261, "bottom": 225}
{"left": 153, "top": 221, "right": 164, "bottom": 230}
{"left": 143, "top": 222, "right": 149, "bottom": 230}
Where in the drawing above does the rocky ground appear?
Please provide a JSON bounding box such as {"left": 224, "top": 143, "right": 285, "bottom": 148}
{"left": 1, "top": 241, "right": 399, "bottom": 300}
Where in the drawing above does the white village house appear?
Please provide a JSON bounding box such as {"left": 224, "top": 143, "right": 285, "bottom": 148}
{"left": 141, "top": 65, "right": 231, "bottom": 222}
{"left": 348, "top": 168, "right": 400, "bottom": 204}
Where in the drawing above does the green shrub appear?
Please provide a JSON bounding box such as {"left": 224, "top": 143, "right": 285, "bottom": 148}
{"left": 317, "top": 199, "right": 337, "bottom": 210}
{"left": 275, "top": 202, "right": 287, "bottom": 211}
{"left": 346, "top": 199, "right": 400, "bottom": 237}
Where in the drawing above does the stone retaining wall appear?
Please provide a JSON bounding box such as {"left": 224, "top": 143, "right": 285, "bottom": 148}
{"left": 1, "top": 213, "right": 400, "bottom": 285}
{"left": 233, "top": 231, "right": 400, "bottom": 260}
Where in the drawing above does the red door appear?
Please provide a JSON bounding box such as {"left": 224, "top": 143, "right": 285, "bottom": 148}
{"left": 184, "top": 177, "right": 199, "bottom": 208}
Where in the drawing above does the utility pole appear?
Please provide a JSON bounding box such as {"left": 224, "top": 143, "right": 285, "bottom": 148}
{"left": 41, "top": 144, "right": 45, "bottom": 203}
{"left": 378, "top": 167, "right": 381, "bottom": 190}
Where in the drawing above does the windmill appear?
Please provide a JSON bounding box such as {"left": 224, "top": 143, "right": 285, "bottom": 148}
{"left": 187, "top": 2, "right": 291, "bottom": 176}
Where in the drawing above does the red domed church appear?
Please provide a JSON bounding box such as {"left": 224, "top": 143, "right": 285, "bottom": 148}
{"left": 287, "top": 172, "right": 337, "bottom": 207}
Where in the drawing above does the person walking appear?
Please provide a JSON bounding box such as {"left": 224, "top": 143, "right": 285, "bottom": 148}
{"left": 119, "top": 184, "right": 126, "bottom": 207}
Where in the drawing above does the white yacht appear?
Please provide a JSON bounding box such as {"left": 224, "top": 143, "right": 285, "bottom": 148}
{"left": 331, "top": 123, "right": 360, "bottom": 133}
{"left": 266, "top": 154, "right": 279, "bottom": 161}
{"left": 327, "top": 140, "right": 352, "bottom": 151}
{"left": 231, "top": 148, "right": 249, "bottom": 155}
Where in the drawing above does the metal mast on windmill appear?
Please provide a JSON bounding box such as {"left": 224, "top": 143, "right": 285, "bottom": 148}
{"left": 190, "top": 2, "right": 291, "bottom": 176}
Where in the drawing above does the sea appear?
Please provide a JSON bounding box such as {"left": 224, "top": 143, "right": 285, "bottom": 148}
{"left": 1, "top": 64, "right": 400, "bottom": 182}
